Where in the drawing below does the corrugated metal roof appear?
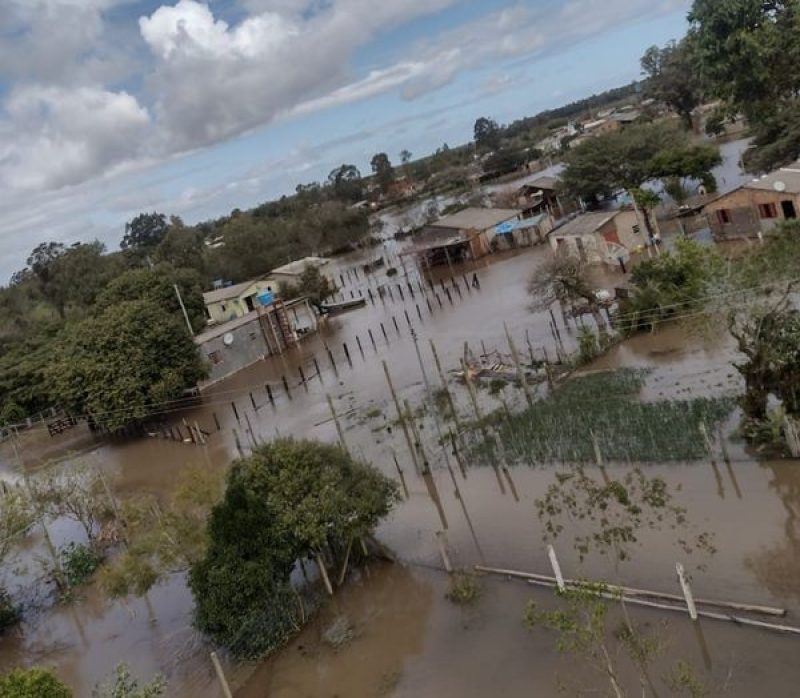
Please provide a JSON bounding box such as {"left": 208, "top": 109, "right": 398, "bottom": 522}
{"left": 270, "top": 256, "right": 329, "bottom": 277}
{"left": 745, "top": 164, "right": 800, "bottom": 194}
{"left": 430, "top": 207, "right": 521, "bottom": 232}
{"left": 202, "top": 279, "right": 259, "bottom": 304}
{"left": 551, "top": 211, "right": 618, "bottom": 237}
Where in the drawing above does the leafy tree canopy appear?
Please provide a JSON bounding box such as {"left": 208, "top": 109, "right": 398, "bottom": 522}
{"left": 47, "top": 299, "right": 207, "bottom": 430}
{"left": 561, "top": 123, "right": 721, "bottom": 203}
{"left": 327, "top": 164, "right": 363, "bottom": 203}
{"left": 121, "top": 213, "right": 169, "bottom": 251}
{"left": 618, "top": 238, "right": 727, "bottom": 333}
{"left": 370, "top": 153, "right": 395, "bottom": 193}
{"left": 689, "top": 0, "right": 800, "bottom": 170}
{"left": 641, "top": 37, "right": 705, "bottom": 128}
{"left": 474, "top": 117, "right": 501, "bottom": 152}
{"left": 97, "top": 264, "right": 206, "bottom": 333}
{"left": 0, "top": 668, "right": 72, "bottom": 698}
{"left": 189, "top": 439, "right": 398, "bottom": 657}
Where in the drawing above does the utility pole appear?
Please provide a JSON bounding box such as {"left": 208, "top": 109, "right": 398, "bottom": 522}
{"left": 173, "top": 283, "right": 194, "bottom": 337}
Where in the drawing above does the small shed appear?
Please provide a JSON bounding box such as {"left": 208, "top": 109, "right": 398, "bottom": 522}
{"left": 549, "top": 210, "right": 642, "bottom": 265}
{"left": 406, "top": 207, "right": 523, "bottom": 266}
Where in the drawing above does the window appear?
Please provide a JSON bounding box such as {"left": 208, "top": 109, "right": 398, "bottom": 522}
{"left": 220, "top": 303, "right": 226, "bottom": 313}
{"left": 208, "top": 351, "right": 223, "bottom": 365}
{"left": 758, "top": 202, "right": 778, "bottom": 219}
{"left": 716, "top": 209, "right": 731, "bottom": 225}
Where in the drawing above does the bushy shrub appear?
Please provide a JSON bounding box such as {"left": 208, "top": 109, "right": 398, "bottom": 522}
{"left": 0, "top": 668, "right": 72, "bottom": 698}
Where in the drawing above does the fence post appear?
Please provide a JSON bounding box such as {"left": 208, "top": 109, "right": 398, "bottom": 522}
{"left": 547, "top": 545, "right": 566, "bottom": 592}
{"left": 210, "top": 652, "right": 233, "bottom": 698}
{"left": 676, "top": 562, "right": 698, "bottom": 620}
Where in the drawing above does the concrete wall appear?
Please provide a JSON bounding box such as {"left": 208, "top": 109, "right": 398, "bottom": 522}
{"left": 199, "top": 316, "right": 270, "bottom": 385}
{"left": 602, "top": 210, "right": 643, "bottom": 250}
{"left": 550, "top": 232, "right": 607, "bottom": 264}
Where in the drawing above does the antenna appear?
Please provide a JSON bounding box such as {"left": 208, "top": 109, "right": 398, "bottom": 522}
{"left": 774, "top": 180, "right": 787, "bottom": 193}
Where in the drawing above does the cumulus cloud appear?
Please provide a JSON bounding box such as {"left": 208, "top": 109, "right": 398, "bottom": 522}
{"left": 0, "top": 0, "right": 691, "bottom": 204}
{"left": 0, "top": 86, "right": 150, "bottom": 190}
{"left": 137, "top": 0, "right": 457, "bottom": 152}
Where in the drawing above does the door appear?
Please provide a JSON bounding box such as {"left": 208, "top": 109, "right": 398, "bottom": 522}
{"left": 782, "top": 200, "right": 797, "bottom": 219}
{"left": 576, "top": 238, "right": 588, "bottom": 263}
{"left": 244, "top": 295, "right": 255, "bottom": 312}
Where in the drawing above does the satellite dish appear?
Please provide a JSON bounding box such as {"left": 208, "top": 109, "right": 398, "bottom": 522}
{"left": 774, "top": 180, "right": 787, "bottom": 193}
{"left": 223, "top": 333, "right": 234, "bottom": 346}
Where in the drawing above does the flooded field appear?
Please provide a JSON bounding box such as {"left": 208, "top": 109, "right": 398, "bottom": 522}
{"left": 3, "top": 226, "right": 800, "bottom": 696}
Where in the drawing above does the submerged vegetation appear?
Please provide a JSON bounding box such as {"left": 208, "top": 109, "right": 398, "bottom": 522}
{"left": 445, "top": 572, "right": 483, "bottom": 606}
{"left": 472, "top": 369, "right": 735, "bottom": 465}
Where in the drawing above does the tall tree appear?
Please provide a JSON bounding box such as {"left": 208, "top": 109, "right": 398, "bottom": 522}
{"left": 370, "top": 153, "right": 395, "bottom": 194}
{"left": 154, "top": 218, "right": 207, "bottom": 274}
{"left": 189, "top": 439, "right": 398, "bottom": 658}
{"left": 327, "top": 164, "right": 363, "bottom": 202}
{"left": 121, "top": 212, "right": 169, "bottom": 251}
{"left": 641, "top": 38, "right": 704, "bottom": 129}
{"left": 47, "top": 300, "right": 207, "bottom": 430}
{"left": 473, "top": 117, "right": 501, "bottom": 151}
{"left": 561, "top": 122, "right": 721, "bottom": 204}
{"left": 97, "top": 264, "right": 207, "bottom": 333}
{"left": 689, "top": 0, "right": 800, "bottom": 170}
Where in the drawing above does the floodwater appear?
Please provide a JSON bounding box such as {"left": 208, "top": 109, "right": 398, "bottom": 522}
{"left": 3, "top": 230, "right": 800, "bottom": 696}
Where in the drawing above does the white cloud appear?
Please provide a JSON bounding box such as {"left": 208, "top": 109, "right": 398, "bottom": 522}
{"left": 140, "top": 0, "right": 298, "bottom": 60}
{"left": 138, "top": 0, "right": 458, "bottom": 151}
{"left": 0, "top": 86, "right": 150, "bottom": 190}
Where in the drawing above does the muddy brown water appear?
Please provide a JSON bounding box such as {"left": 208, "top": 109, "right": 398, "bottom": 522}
{"left": 3, "top": 242, "right": 800, "bottom": 696}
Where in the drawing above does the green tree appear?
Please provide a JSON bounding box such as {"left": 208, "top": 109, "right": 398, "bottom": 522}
{"left": 474, "top": 117, "right": 501, "bottom": 152}
{"left": 47, "top": 300, "right": 207, "bottom": 430}
{"left": 617, "top": 238, "right": 726, "bottom": 333}
{"left": 689, "top": 0, "right": 800, "bottom": 170}
{"left": 483, "top": 148, "right": 523, "bottom": 174}
{"left": 189, "top": 439, "right": 398, "bottom": 657}
{"left": 525, "top": 586, "right": 709, "bottom": 697}
{"left": 121, "top": 213, "right": 169, "bottom": 251}
{"left": 327, "top": 164, "right": 363, "bottom": 202}
{"left": 97, "top": 265, "right": 206, "bottom": 333}
{"left": 641, "top": 38, "right": 704, "bottom": 129}
{"left": 728, "top": 300, "right": 800, "bottom": 426}
{"left": 370, "top": 153, "right": 395, "bottom": 194}
{"left": 561, "top": 123, "right": 720, "bottom": 205}
{"left": 154, "top": 219, "right": 207, "bottom": 275}
{"left": 0, "top": 668, "right": 72, "bottom": 698}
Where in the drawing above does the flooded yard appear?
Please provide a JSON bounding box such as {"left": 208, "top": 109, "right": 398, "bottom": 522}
{"left": 3, "top": 235, "right": 800, "bottom": 697}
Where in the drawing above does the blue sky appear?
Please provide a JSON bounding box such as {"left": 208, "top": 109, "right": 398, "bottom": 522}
{"left": 0, "top": 0, "right": 692, "bottom": 280}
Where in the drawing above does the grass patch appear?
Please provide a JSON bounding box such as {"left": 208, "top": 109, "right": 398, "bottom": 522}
{"left": 471, "top": 369, "right": 736, "bottom": 464}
